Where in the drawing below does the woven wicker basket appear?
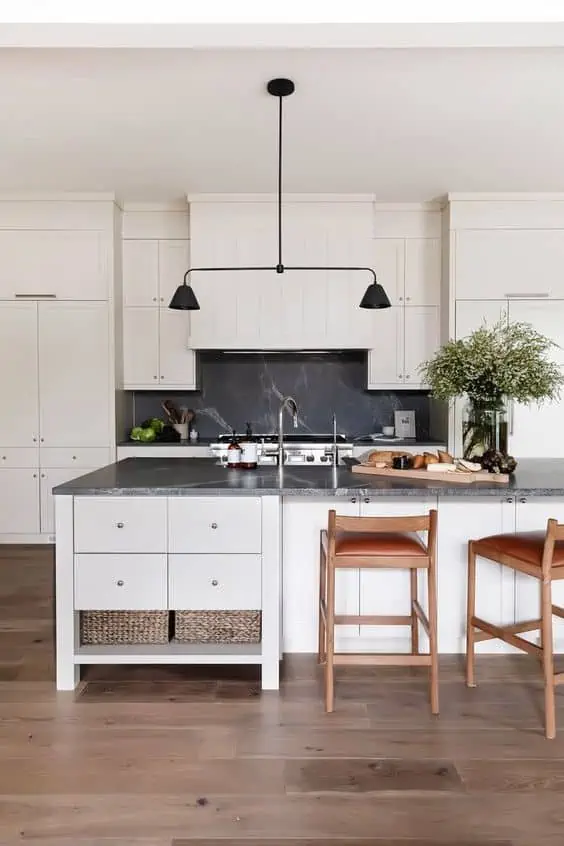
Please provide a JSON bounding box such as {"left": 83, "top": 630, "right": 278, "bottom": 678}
{"left": 174, "top": 610, "right": 261, "bottom": 644}
{"left": 80, "top": 610, "right": 170, "bottom": 645}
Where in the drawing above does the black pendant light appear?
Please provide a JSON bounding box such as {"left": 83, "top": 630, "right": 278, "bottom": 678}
{"left": 169, "top": 78, "right": 390, "bottom": 311}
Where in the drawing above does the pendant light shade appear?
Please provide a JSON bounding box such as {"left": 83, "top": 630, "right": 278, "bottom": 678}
{"left": 169, "top": 275, "right": 200, "bottom": 310}
{"left": 170, "top": 77, "right": 390, "bottom": 312}
{"left": 359, "top": 281, "right": 391, "bottom": 309}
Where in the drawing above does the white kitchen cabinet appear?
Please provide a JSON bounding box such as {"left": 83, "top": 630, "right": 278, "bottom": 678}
{"left": 455, "top": 299, "right": 507, "bottom": 339}
{"left": 169, "top": 496, "right": 261, "bottom": 554}
{"left": 282, "top": 497, "right": 360, "bottom": 652}
{"left": 437, "top": 496, "right": 516, "bottom": 653}
{"left": 366, "top": 307, "right": 403, "bottom": 387}
{"left": 404, "top": 238, "right": 441, "bottom": 306}
{"left": 506, "top": 300, "right": 564, "bottom": 459}
{"left": 158, "top": 310, "right": 197, "bottom": 388}
{"left": 158, "top": 240, "right": 190, "bottom": 306}
{"left": 122, "top": 240, "right": 159, "bottom": 307}
{"left": 514, "top": 497, "right": 564, "bottom": 652}
{"left": 123, "top": 308, "right": 159, "bottom": 387}
{"left": 0, "top": 302, "right": 39, "bottom": 447}
{"left": 0, "top": 230, "right": 109, "bottom": 300}
{"left": 74, "top": 495, "right": 167, "bottom": 554}
{"left": 404, "top": 306, "right": 439, "bottom": 386}
{"left": 38, "top": 302, "right": 111, "bottom": 448}
{"left": 366, "top": 306, "right": 439, "bottom": 389}
{"left": 372, "top": 239, "right": 404, "bottom": 305}
{"left": 74, "top": 554, "right": 168, "bottom": 610}
{"left": 358, "top": 497, "right": 436, "bottom": 650}
{"left": 455, "top": 229, "right": 564, "bottom": 301}
{"left": 0, "top": 469, "right": 40, "bottom": 534}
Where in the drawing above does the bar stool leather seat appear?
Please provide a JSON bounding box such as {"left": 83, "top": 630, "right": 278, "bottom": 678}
{"left": 334, "top": 532, "right": 427, "bottom": 557}
{"left": 475, "top": 531, "right": 564, "bottom": 568}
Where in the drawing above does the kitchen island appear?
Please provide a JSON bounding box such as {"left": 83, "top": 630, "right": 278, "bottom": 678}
{"left": 54, "top": 458, "right": 564, "bottom": 690}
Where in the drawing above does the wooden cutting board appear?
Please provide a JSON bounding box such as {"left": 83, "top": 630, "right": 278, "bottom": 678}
{"left": 351, "top": 464, "right": 509, "bottom": 484}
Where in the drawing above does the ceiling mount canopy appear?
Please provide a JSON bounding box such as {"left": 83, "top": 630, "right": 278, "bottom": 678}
{"left": 169, "top": 77, "right": 390, "bottom": 311}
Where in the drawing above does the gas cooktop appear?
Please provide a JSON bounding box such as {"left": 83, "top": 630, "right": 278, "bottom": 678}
{"left": 217, "top": 432, "right": 349, "bottom": 444}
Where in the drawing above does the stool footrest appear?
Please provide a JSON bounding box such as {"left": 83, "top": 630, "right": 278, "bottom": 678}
{"left": 335, "top": 614, "right": 411, "bottom": 626}
{"left": 333, "top": 653, "right": 432, "bottom": 667}
{"left": 472, "top": 616, "right": 542, "bottom": 657}
{"left": 552, "top": 604, "right": 564, "bottom": 620}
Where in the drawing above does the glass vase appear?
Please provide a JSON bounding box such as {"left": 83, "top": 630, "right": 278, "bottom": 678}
{"left": 462, "top": 399, "right": 508, "bottom": 460}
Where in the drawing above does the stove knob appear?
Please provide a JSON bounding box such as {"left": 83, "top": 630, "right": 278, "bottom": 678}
{"left": 320, "top": 455, "right": 328, "bottom": 462}
{"left": 306, "top": 454, "right": 315, "bottom": 462}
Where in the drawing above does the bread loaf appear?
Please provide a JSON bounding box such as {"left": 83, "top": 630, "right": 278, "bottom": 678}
{"left": 424, "top": 452, "right": 439, "bottom": 466}
{"left": 412, "top": 454, "right": 425, "bottom": 469}
{"left": 438, "top": 450, "right": 455, "bottom": 464}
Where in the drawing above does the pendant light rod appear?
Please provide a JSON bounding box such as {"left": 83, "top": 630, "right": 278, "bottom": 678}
{"left": 168, "top": 76, "right": 391, "bottom": 311}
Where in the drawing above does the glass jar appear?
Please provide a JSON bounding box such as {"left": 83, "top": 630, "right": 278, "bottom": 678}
{"left": 462, "top": 399, "right": 508, "bottom": 460}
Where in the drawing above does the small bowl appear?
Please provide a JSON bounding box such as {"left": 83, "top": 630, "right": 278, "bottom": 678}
{"left": 392, "top": 454, "right": 413, "bottom": 470}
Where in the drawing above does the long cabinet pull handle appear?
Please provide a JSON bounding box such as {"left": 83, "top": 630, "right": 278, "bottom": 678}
{"left": 15, "top": 293, "right": 57, "bottom": 299}
{"left": 504, "top": 292, "right": 549, "bottom": 298}
{"left": 509, "top": 400, "right": 514, "bottom": 436}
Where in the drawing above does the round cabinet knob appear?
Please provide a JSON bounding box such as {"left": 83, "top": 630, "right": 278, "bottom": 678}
{"left": 211, "top": 579, "right": 219, "bottom": 587}
{"left": 33, "top": 437, "right": 37, "bottom": 442}
{"left": 40, "top": 438, "right": 44, "bottom": 443}
{"left": 116, "top": 579, "right": 124, "bottom": 587}
{"left": 519, "top": 498, "right": 527, "bottom": 504}
{"left": 153, "top": 376, "right": 157, "bottom": 380}
{"left": 506, "top": 497, "right": 514, "bottom": 503}
{"left": 306, "top": 455, "right": 315, "bottom": 462}
{"left": 364, "top": 497, "right": 370, "bottom": 504}
{"left": 210, "top": 522, "right": 218, "bottom": 529}
{"left": 1, "top": 456, "right": 6, "bottom": 461}
{"left": 72, "top": 456, "right": 77, "bottom": 460}
{"left": 152, "top": 297, "right": 157, "bottom": 302}
{"left": 405, "top": 374, "right": 411, "bottom": 379}
{"left": 350, "top": 497, "right": 357, "bottom": 503}
{"left": 116, "top": 522, "right": 124, "bottom": 529}
{"left": 399, "top": 297, "right": 403, "bottom": 302}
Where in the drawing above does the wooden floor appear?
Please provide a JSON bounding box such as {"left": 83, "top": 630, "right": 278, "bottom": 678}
{"left": 2, "top": 548, "right": 564, "bottom": 845}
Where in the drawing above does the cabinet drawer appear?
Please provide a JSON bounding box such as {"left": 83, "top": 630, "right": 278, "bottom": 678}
{"left": 0, "top": 447, "right": 38, "bottom": 468}
{"left": 41, "top": 447, "right": 111, "bottom": 469}
{"left": 74, "top": 496, "right": 167, "bottom": 553}
{"left": 74, "top": 554, "right": 167, "bottom": 610}
{"left": 168, "top": 497, "right": 261, "bottom": 554}
{"left": 169, "top": 554, "right": 261, "bottom": 610}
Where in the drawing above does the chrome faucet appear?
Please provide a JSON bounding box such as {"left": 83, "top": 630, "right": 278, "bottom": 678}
{"left": 278, "top": 396, "right": 298, "bottom": 466}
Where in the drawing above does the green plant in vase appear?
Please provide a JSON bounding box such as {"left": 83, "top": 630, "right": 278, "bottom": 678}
{"left": 419, "top": 316, "right": 564, "bottom": 462}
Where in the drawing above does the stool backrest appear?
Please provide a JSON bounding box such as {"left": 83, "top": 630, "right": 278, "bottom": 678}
{"left": 328, "top": 509, "right": 437, "bottom": 556}
{"left": 543, "top": 518, "right": 564, "bottom": 574}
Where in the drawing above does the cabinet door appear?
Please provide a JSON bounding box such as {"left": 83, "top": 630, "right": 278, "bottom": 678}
{"left": 455, "top": 229, "right": 564, "bottom": 300}
{"left": 372, "top": 239, "right": 404, "bottom": 305}
{"left": 507, "top": 300, "right": 564, "bottom": 458}
{"left": 38, "top": 302, "right": 111, "bottom": 447}
{"left": 0, "top": 230, "right": 108, "bottom": 300}
{"left": 404, "top": 306, "right": 439, "bottom": 387}
{"left": 0, "top": 469, "right": 40, "bottom": 534}
{"left": 282, "top": 497, "right": 360, "bottom": 652}
{"left": 123, "top": 308, "right": 159, "bottom": 388}
{"left": 158, "top": 240, "right": 190, "bottom": 307}
{"left": 0, "top": 302, "right": 39, "bottom": 446}
{"left": 515, "top": 497, "right": 564, "bottom": 652}
{"left": 40, "top": 467, "right": 97, "bottom": 537}
{"left": 438, "top": 496, "right": 516, "bottom": 652}
{"left": 122, "top": 240, "right": 159, "bottom": 307}
{"left": 366, "top": 307, "right": 403, "bottom": 388}
{"left": 359, "top": 498, "right": 436, "bottom": 650}
{"left": 158, "top": 310, "right": 197, "bottom": 389}
{"left": 404, "top": 238, "right": 440, "bottom": 306}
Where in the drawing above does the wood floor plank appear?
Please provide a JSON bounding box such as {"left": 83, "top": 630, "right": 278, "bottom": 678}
{"left": 459, "top": 758, "right": 564, "bottom": 792}
{"left": 284, "top": 758, "right": 463, "bottom": 793}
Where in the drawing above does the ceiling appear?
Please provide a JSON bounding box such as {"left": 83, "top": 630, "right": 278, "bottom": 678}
{"left": 1, "top": 45, "right": 564, "bottom": 201}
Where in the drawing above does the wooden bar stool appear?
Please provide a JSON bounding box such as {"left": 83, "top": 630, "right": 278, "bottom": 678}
{"left": 467, "top": 519, "right": 564, "bottom": 739}
{"left": 318, "top": 509, "right": 438, "bottom": 714}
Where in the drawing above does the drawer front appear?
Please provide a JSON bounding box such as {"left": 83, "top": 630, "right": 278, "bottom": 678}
{"left": 168, "top": 497, "right": 261, "bottom": 553}
{"left": 41, "top": 447, "right": 111, "bottom": 469}
{"left": 74, "top": 496, "right": 167, "bottom": 553}
{"left": 169, "top": 554, "right": 261, "bottom": 610}
{"left": 74, "top": 553, "right": 167, "bottom": 610}
{"left": 0, "top": 447, "right": 39, "bottom": 468}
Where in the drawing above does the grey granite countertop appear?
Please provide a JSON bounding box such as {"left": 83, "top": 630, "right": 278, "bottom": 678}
{"left": 117, "top": 437, "right": 445, "bottom": 448}
{"left": 53, "top": 457, "right": 564, "bottom": 498}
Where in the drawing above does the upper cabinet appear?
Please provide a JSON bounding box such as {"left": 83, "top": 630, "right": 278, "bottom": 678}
{"left": 0, "top": 230, "right": 109, "bottom": 300}
{"left": 122, "top": 237, "right": 197, "bottom": 390}
{"left": 366, "top": 305, "right": 439, "bottom": 390}
{"left": 189, "top": 200, "right": 377, "bottom": 350}
{"left": 455, "top": 229, "right": 564, "bottom": 300}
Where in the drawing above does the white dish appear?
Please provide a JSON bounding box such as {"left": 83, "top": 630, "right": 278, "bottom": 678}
{"left": 370, "top": 434, "right": 400, "bottom": 442}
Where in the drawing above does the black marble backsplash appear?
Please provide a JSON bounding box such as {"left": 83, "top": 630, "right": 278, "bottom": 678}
{"left": 132, "top": 352, "right": 434, "bottom": 440}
